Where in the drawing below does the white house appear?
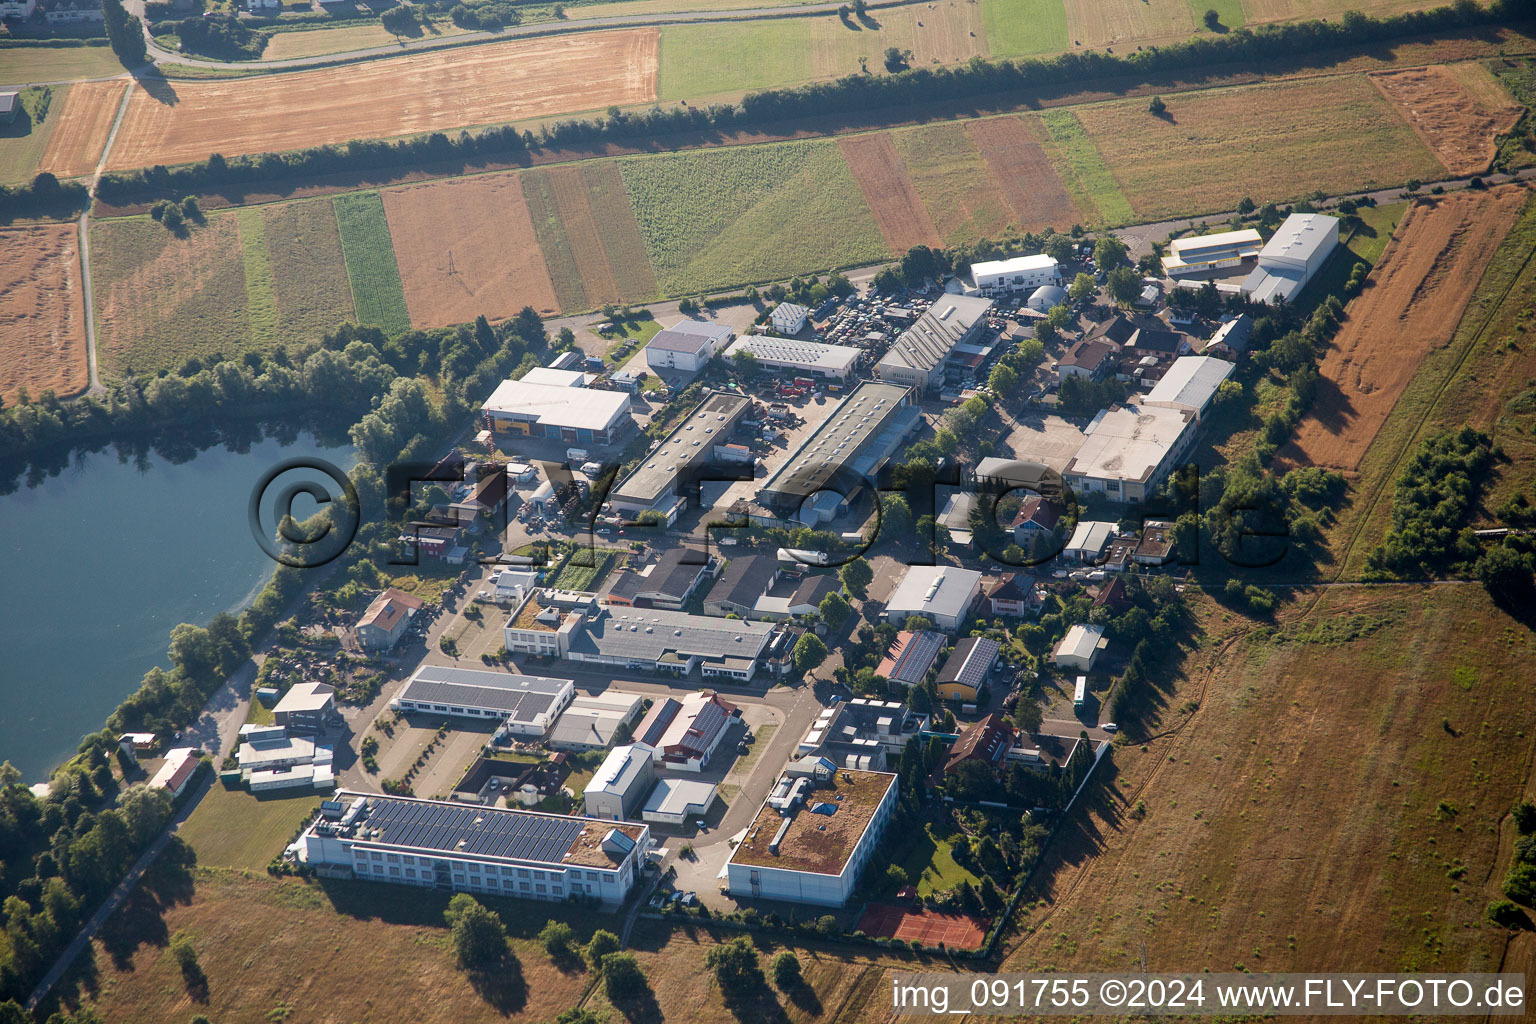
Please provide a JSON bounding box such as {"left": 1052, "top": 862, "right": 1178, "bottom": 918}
{"left": 148, "top": 748, "right": 201, "bottom": 799}
{"left": 769, "top": 302, "right": 810, "bottom": 335}
{"left": 645, "top": 320, "right": 734, "bottom": 374}
{"left": 1063, "top": 403, "right": 1198, "bottom": 504}
{"left": 971, "top": 254, "right": 1059, "bottom": 296}
{"left": 883, "top": 565, "right": 982, "bottom": 632}
{"left": 0, "top": 0, "right": 38, "bottom": 20}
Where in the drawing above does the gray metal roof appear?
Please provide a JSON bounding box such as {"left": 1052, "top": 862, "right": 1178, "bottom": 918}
{"left": 612, "top": 391, "right": 751, "bottom": 506}
{"left": 758, "top": 381, "right": 914, "bottom": 503}
{"left": 880, "top": 294, "right": 993, "bottom": 373}
{"left": 648, "top": 319, "right": 734, "bottom": 352}
{"left": 570, "top": 607, "right": 773, "bottom": 663}
{"left": 397, "top": 667, "right": 570, "bottom": 722}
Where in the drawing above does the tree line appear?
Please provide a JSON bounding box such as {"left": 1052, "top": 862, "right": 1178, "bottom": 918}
{"left": 95, "top": 0, "right": 1533, "bottom": 204}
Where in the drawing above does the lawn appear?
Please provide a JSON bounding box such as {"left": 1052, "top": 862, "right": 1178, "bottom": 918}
{"left": 889, "top": 121, "right": 1015, "bottom": 246}
{"left": 0, "top": 85, "right": 64, "bottom": 185}
{"left": 619, "top": 138, "right": 889, "bottom": 297}
{"left": 1193, "top": 0, "right": 1246, "bottom": 30}
{"left": 1004, "top": 586, "right": 1536, "bottom": 977}
{"left": 91, "top": 213, "right": 253, "bottom": 377}
{"left": 1343, "top": 200, "right": 1407, "bottom": 264}
{"left": 548, "top": 547, "right": 619, "bottom": 590}
{"left": 600, "top": 317, "right": 661, "bottom": 366}
{"left": 1035, "top": 109, "right": 1135, "bottom": 226}
{"left": 259, "top": 20, "right": 471, "bottom": 60}
{"left": 984, "top": 0, "right": 1070, "bottom": 58}
{"left": 894, "top": 827, "right": 982, "bottom": 896}
{"left": 333, "top": 191, "right": 411, "bottom": 335}
{"left": 261, "top": 196, "right": 358, "bottom": 343}
{"left": 0, "top": 42, "right": 123, "bottom": 84}
{"left": 176, "top": 784, "right": 320, "bottom": 872}
{"left": 728, "top": 721, "right": 777, "bottom": 776}
{"left": 1071, "top": 74, "right": 1445, "bottom": 221}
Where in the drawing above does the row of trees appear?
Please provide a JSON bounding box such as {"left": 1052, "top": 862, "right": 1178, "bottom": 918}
{"left": 95, "top": 2, "right": 1529, "bottom": 203}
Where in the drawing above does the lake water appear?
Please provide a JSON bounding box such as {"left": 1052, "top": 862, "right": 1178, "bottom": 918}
{"left": 0, "top": 430, "right": 354, "bottom": 781}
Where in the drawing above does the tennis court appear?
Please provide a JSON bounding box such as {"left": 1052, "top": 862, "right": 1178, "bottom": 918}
{"left": 857, "top": 903, "right": 986, "bottom": 948}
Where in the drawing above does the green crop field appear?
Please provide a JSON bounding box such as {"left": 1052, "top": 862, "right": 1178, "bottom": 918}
{"left": 1194, "top": 0, "right": 1246, "bottom": 29}
{"left": 520, "top": 169, "right": 592, "bottom": 314}
{"left": 235, "top": 208, "right": 278, "bottom": 348}
{"left": 1036, "top": 109, "right": 1136, "bottom": 226}
{"left": 1072, "top": 74, "right": 1445, "bottom": 221}
{"left": 656, "top": 21, "right": 815, "bottom": 100}
{"left": 261, "top": 197, "right": 357, "bottom": 344}
{"left": 890, "top": 121, "right": 1015, "bottom": 246}
{"left": 332, "top": 191, "right": 410, "bottom": 336}
{"left": 984, "top": 0, "right": 1070, "bottom": 58}
{"left": 0, "top": 42, "right": 123, "bottom": 85}
{"left": 0, "top": 85, "right": 64, "bottom": 186}
{"left": 619, "top": 139, "right": 889, "bottom": 297}
{"left": 91, "top": 214, "right": 254, "bottom": 376}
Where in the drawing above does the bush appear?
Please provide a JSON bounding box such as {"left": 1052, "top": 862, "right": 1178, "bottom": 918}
{"left": 770, "top": 950, "right": 801, "bottom": 990}
{"left": 601, "top": 952, "right": 648, "bottom": 1000}
{"left": 444, "top": 894, "right": 507, "bottom": 968}
{"left": 1488, "top": 899, "right": 1524, "bottom": 928}
{"left": 1502, "top": 863, "right": 1536, "bottom": 907}
{"left": 705, "top": 935, "right": 764, "bottom": 992}
{"left": 1367, "top": 428, "right": 1494, "bottom": 576}
{"left": 585, "top": 928, "right": 620, "bottom": 967}
{"left": 539, "top": 919, "right": 575, "bottom": 958}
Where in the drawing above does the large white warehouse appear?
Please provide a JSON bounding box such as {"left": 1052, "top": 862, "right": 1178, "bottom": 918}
{"left": 1242, "top": 213, "right": 1340, "bottom": 304}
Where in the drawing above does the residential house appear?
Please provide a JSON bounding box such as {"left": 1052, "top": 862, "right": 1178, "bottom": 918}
{"left": 272, "top": 681, "right": 341, "bottom": 734}
{"left": 355, "top": 587, "right": 425, "bottom": 652}
{"left": 632, "top": 692, "right": 740, "bottom": 771}
{"left": 149, "top": 748, "right": 201, "bottom": 799}
{"left": 0, "top": 0, "right": 38, "bottom": 20}
{"left": 44, "top": 0, "right": 102, "bottom": 23}
{"left": 985, "top": 573, "right": 1043, "bottom": 618}
{"left": 943, "top": 714, "right": 1014, "bottom": 774}
{"left": 1056, "top": 338, "right": 1118, "bottom": 382}
{"left": 875, "top": 629, "right": 946, "bottom": 688}
{"left": 935, "top": 637, "right": 1000, "bottom": 702}
{"left": 1133, "top": 520, "right": 1177, "bottom": 566}
{"left": 1010, "top": 496, "right": 1061, "bottom": 548}
{"left": 1092, "top": 576, "right": 1132, "bottom": 614}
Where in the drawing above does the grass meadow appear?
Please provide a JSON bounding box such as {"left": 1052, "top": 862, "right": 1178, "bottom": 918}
{"left": 333, "top": 191, "right": 411, "bottom": 335}
{"left": 889, "top": 121, "right": 1015, "bottom": 246}
{"left": 1036, "top": 109, "right": 1135, "bottom": 226}
{"left": 0, "top": 85, "right": 64, "bottom": 186}
{"left": 235, "top": 208, "right": 279, "bottom": 349}
{"left": 177, "top": 784, "right": 320, "bottom": 872}
{"left": 984, "top": 0, "right": 1071, "bottom": 57}
{"left": 619, "top": 138, "right": 888, "bottom": 296}
{"left": 261, "top": 197, "right": 358, "bottom": 342}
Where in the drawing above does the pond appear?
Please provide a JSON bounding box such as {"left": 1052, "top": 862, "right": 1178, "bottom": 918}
{"left": 0, "top": 427, "right": 355, "bottom": 781}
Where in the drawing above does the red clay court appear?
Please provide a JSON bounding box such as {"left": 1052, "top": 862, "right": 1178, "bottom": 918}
{"left": 858, "top": 903, "right": 987, "bottom": 948}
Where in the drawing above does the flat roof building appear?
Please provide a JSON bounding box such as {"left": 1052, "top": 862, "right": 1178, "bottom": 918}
{"left": 796, "top": 698, "right": 927, "bottom": 768}
{"left": 874, "top": 295, "right": 993, "bottom": 390}
{"left": 1161, "top": 228, "right": 1263, "bottom": 277}
{"left": 299, "top": 792, "right": 649, "bottom": 906}
{"left": 757, "top": 381, "right": 919, "bottom": 522}
{"left": 645, "top": 320, "right": 734, "bottom": 374}
{"left": 609, "top": 391, "right": 752, "bottom": 516}
{"left": 272, "top": 681, "right": 340, "bottom": 734}
{"left": 641, "top": 778, "right": 718, "bottom": 825}
{"left": 391, "top": 667, "right": 574, "bottom": 738}
{"left": 971, "top": 254, "right": 1059, "bottom": 296}
{"left": 547, "top": 691, "right": 645, "bottom": 751}
{"left": 1242, "top": 213, "right": 1340, "bottom": 304}
{"left": 1145, "top": 355, "right": 1235, "bottom": 421}
{"left": 584, "top": 743, "right": 657, "bottom": 820}
{"left": 883, "top": 565, "right": 983, "bottom": 632}
{"left": 1063, "top": 403, "right": 1197, "bottom": 504}
{"left": 727, "top": 768, "right": 898, "bottom": 906}
{"left": 724, "top": 335, "right": 861, "bottom": 380}
{"left": 482, "top": 376, "right": 632, "bottom": 446}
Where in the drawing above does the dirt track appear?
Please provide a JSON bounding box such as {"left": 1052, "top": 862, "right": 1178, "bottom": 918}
{"left": 381, "top": 173, "right": 560, "bottom": 325}
{"left": 838, "top": 133, "right": 940, "bottom": 253}
{"left": 1369, "top": 65, "right": 1524, "bottom": 177}
{"left": 1281, "top": 185, "right": 1528, "bottom": 472}
{"left": 0, "top": 224, "right": 89, "bottom": 402}
{"left": 107, "top": 29, "right": 658, "bottom": 171}
{"left": 40, "top": 81, "right": 126, "bottom": 179}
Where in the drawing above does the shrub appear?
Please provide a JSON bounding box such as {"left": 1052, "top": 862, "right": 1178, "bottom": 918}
{"left": 444, "top": 894, "right": 507, "bottom": 968}
{"left": 539, "top": 919, "right": 575, "bottom": 958}
{"left": 705, "top": 935, "right": 764, "bottom": 992}
{"left": 1502, "top": 863, "right": 1536, "bottom": 907}
{"left": 770, "top": 950, "right": 801, "bottom": 990}
{"left": 585, "top": 928, "right": 620, "bottom": 967}
{"left": 601, "top": 952, "right": 647, "bottom": 1000}
{"left": 1488, "top": 899, "right": 1524, "bottom": 928}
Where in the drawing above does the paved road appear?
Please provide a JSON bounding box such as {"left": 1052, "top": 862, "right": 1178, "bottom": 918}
{"left": 129, "top": 0, "right": 923, "bottom": 74}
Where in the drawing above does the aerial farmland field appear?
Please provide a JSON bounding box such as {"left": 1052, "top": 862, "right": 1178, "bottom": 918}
{"left": 1062, "top": 0, "right": 1196, "bottom": 48}
{"left": 334, "top": 192, "right": 413, "bottom": 335}
{"left": 105, "top": 30, "right": 659, "bottom": 172}
{"left": 0, "top": 223, "right": 88, "bottom": 403}
{"left": 260, "top": 198, "right": 357, "bottom": 343}
{"left": 521, "top": 163, "right": 656, "bottom": 313}
{"left": 1035, "top": 109, "right": 1135, "bottom": 226}
{"left": 838, "top": 133, "right": 943, "bottom": 253}
{"left": 380, "top": 175, "right": 560, "bottom": 325}
{"left": 38, "top": 80, "right": 127, "bottom": 180}
{"left": 1071, "top": 74, "right": 1446, "bottom": 221}
{"left": 983, "top": 0, "right": 1071, "bottom": 57}
{"left": 91, "top": 214, "right": 252, "bottom": 377}
{"left": 0, "top": 86, "right": 66, "bottom": 186}
{"left": 618, "top": 138, "right": 889, "bottom": 297}
{"left": 965, "top": 115, "right": 1083, "bottom": 233}
{"left": 1369, "top": 65, "right": 1524, "bottom": 176}
{"left": 889, "top": 121, "right": 1016, "bottom": 246}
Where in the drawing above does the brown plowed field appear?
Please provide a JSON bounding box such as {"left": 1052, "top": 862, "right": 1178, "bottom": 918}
{"left": 39, "top": 80, "right": 126, "bottom": 179}
{"left": 0, "top": 224, "right": 88, "bottom": 402}
{"left": 838, "top": 133, "right": 940, "bottom": 253}
{"left": 580, "top": 161, "right": 658, "bottom": 304}
{"left": 965, "top": 115, "right": 1078, "bottom": 233}
{"left": 545, "top": 165, "right": 622, "bottom": 308}
{"left": 1368, "top": 65, "right": 1524, "bottom": 177}
{"left": 106, "top": 29, "right": 658, "bottom": 172}
{"left": 1281, "top": 186, "right": 1527, "bottom": 472}
{"left": 381, "top": 174, "right": 560, "bottom": 325}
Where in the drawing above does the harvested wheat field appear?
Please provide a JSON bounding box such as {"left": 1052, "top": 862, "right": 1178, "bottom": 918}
{"left": 381, "top": 174, "right": 560, "bottom": 325}
{"left": 0, "top": 224, "right": 88, "bottom": 402}
{"left": 965, "top": 115, "right": 1080, "bottom": 232}
{"left": 838, "top": 133, "right": 941, "bottom": 253}
{"left": 1063, "top": 0, "right": 1195, "bottom": 48}
{"left": 1282, "top": 186, "right": 1527, "bottom": 473}
{"left": 1369, "top": 65, "right": 1524, "bottom": 177}
{"left": 39, "top": 79, "right": 126, "bottom": 179}
{"left": 520, "top": 163, "right": 656, "bottom": 312}
{"left": 107, "top": 30, "right": 658, "bottom": 171}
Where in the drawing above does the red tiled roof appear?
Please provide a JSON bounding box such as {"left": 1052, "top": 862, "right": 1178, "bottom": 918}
{"left": 360, "top": 588, "right": 425, "bottom": 633}
{"left": 944, "top": 713, "right": 1013, "bottom": 773}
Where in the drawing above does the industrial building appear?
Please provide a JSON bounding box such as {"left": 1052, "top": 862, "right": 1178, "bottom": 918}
{"left": 873, "top": 295, "right": 994, "bottom": 390}
{"left": 640, "top": 778, "right": 718, "bottom": 825}
{"left": 236, "top": 724, "right": 335, "bottom": 790}
{"left": 608, "top": 391, "right": 752, "bottom": 517}
{"left": 1026, "top": 284, "right": 1069, "bottom": 313}
{"left": 297, "top": 792, "right": 650, "bottom": 906}
{"left": 703, "top": 552, "right": 838, "bottom": 621}
{"left": 883, "top": 565, "right": 983, "bottom": 632}
{"left": 1242, "top": 213, "right": 1340, "bottom": 304}
{"left": 769, "top": 302, "right": 811, "bottom": 335}
{"left": 391, "top": 667, "right": 574, "bottom": 738}
{"left": 605, "top": 546, "right": 719, "bottom": 610}
{"left": 726, "top": 767, "right": 898, "bottom": 906}
{"left": 632, "top": 692, "right": 740, "bottom": 771}
{"left": 1160, "top": 228, "right": 1263, "bottom": 277}
{"left": 796, "top": 698, "right": 927, "bottom": 769}
{"left": 970, "top": 254, "right": 1059, "bottom": 296}
{"left": 1063, "top": 403, "right": 1197, "bottom": 503}
{"left": 936, "top": 636, "right": 1000, "bottom": 702}
{"left": 481, "top": 375, "right": 633, "bottom": 446}
{"left": 1145, "top": 355, "right": 1236, "bottom": 421}
{"left": 756, "top": 381, "right": 919, "bottom": 522}
{"left": 583, "top": 743, "right": 657, "bottom": 820}
{"left": 1054, "top": 623, "right": 1107, "bottom": 671}
{"left": 645, "top": 320, "right": 735, "bottom": 374}
{"left": 723, "top": 335, "right": 861, "bottom": 381}
{"left": 546, "top": 691, "right": 645, "bottom": 751}
{"left": 272, "top": 681, "right": 340, "bottom": 734}
{"left": 1064, "top": 521, "right": 1118, "bottom": 562}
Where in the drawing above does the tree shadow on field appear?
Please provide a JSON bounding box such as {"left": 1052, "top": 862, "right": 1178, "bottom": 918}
{"left": 468, "top": 952, "right": 529, "bottom": 1015}
{"left": 135, "top": 71, "right": 179, "bottom": 108}
{"left": 786, "top": 979, "right": 824, "bottom": 1016}
{"left": 97, "top": 836, "right": 198, "bottom": 970}
{"left": 722, "top": 984, "right": 792, "bottom": 1024}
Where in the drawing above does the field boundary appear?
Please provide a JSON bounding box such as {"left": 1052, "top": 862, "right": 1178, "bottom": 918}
{"left": 235, "top": 207, "right": 278, "bottom": 348}
{"left": 1036, "top": 109, "right": 1134, "bottom": 226}
{"left": 332, "top": 191, "right": 411, "bottom": 335}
